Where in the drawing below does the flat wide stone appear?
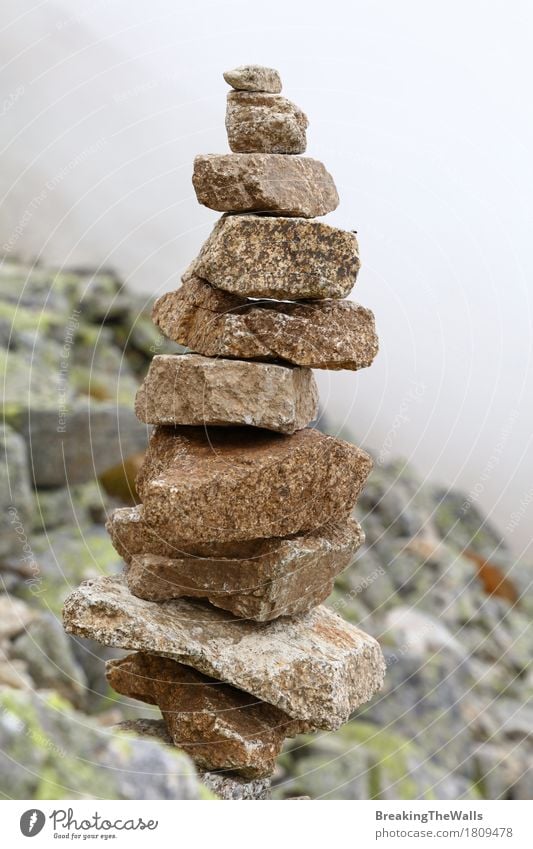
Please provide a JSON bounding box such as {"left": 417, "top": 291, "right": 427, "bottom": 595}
{"left": 107, "top": 653, "right": 306, "bottom": 777}
{"left": 134, "top": 353, "right": 318, "bottom": 434}
{"left": 63, "top": 574, "right": 386, "bottom": 729}
{"left": 192, "top": 154, "right": 338, "bottom": 217}
{"left": 152, "top": 277, "right": 378, "bottom": 371}
{"left": 186, "top": 216, "right": 360, "bottom": 300}
{"left": 226, "top": 91, "right": 308, "bottom": 154}
{"left": 223, "top": 65, "right": 282, "bottom": 93}
{"left": 135, "top": 426, "right": 372, "bottom": 541}
{"left": 124, "top": 517, "right": 364, "bottom": 621}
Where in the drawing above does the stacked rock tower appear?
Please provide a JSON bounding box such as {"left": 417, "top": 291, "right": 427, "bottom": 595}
{"left": 63, "top": 65, "right": 386, "bottom": 795}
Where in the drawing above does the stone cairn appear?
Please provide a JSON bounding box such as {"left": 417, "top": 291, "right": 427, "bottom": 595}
{"left": 63, "top": 64, "right": 386, "bottom": 799}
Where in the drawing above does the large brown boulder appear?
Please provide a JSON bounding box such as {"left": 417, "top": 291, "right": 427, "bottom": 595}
{"left": 107, "top": 653, "right": 307, "bottom": 777}
{"left": 135, "top": 425, "right": 372, "bottom": 541}
{"left": 123, "top": 517, "right": 364, "bottom": 621}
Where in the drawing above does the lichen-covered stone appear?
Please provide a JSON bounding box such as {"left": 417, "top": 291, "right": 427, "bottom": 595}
{"left": 63, "top": 574, "right": 386, "bottom": 729}
{"left": 0, "top": 424, "right": 33, "bottom": 558}
{"left": 0, "top": 595, "right": 37, "bottom": 641}
{"left": 201, "top": 771, "right": 271, "bottom": 800}
{"left": 223, "top": 65, "right": 282, "bottom": 93}
{"left": 11, "top": 613, "right": 88, "bottom": 708}
{"left": 226, "top": 91, "right": 308, "bottom": 154}
{"left": 192, "top": 154, "right": 338, "bottom": 217}
{"left": 107, "top": 653, "right": 306, "bottom": 777}
{"left": 134, "top": 353, "right": 318, "bottom": 434}
{"left": 186, "top": 216, "right": 360, "bottom": 300}
{"left": 152, "top": 277, "right": 378, "bottom": 370}
{"left": 135, "top": 426, "right": 372, "bottom": 541}
{"left": 0, "top": 688, "right": 205, "bottom": 800}
{"left": 124, "top": 517, "right": 363, "bottom": 621}
{"left": 12, "top": 402, "right": 147, "bottom": 487}
{"left": 115, "top": 718, "right": 272, "bottom": 798}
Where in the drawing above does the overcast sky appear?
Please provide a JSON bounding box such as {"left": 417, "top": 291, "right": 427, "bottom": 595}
{"left": 1, "top": 0, "right": 532, "bottom": 559}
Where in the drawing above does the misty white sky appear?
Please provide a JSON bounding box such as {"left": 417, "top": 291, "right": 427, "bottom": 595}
{"left": 1, "top": 0, "right": 532, "bottom": 559}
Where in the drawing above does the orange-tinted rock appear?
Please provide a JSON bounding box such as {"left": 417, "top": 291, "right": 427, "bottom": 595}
{"left": 135, "top": 425, "right": 372, "bottom": 541}
{"left": 124, "top": 517, "right": 364, "bottom": 621}
{"left": 152, "top": 277, "right": 378, "bottom": 371}
{"left": 192, "top": 154, "right": 338, "bottom": 217}
{"left": 107, "top": 652, "right": 307, "bottom": 777}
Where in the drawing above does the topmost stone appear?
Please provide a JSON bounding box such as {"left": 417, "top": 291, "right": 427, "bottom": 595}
{"left": 223, "top": 65, "right": 282, "bottom": 93}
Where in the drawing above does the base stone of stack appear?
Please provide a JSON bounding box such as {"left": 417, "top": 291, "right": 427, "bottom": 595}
{"left": 152, "top": 277, "right": 379, "bottom": 371}
{"left": 192, "top": 154, "right": 339, "bottom": 217}
{"left": 135, "top": 425, "right": 372, "bottom": 541}
{"left": 185, "top": 215, "right": 359, "bottom": 300}
{"left": 226, "top": 91, "right": 308, "bottom": 154}
{"left": 134, "top": 353, "right": 318, "bottom": 434}
{"left": 116, "top": 718, "right": 272, "bottom": 798}
{"left": 63, "top": 574, "right": 386, "bottom": 729}
{"left": 223, "top": 65, "right": 281, "bottom": 94}
{"left": 107, "top": 653, "right": 307, "bottom": 778}
{"left": 123, "top": 517, "right": 364, "bottom": 621}
{"left": 201, "top": 772, "right": 271, "bottom": 800}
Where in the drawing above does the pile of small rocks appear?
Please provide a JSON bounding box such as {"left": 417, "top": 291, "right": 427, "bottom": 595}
{"left": 63, "top": 65, "right": 385, "bottom": 797}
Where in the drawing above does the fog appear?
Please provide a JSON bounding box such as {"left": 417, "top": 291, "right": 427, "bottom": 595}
{"left": 1, "top": 0, "right": 532, "bottom": 558}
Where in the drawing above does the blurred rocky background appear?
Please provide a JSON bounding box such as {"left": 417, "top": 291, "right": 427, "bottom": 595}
{"left": 1, "top": 259, "right": 531, "bottom": 800}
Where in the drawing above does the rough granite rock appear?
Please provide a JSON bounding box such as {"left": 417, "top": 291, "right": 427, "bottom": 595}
{"left": 192, "top": 154, "right": 338, "bottom": 217}
{"left": 135, "top": 425, "right": 372, "bottom": 541}
{"left": 185, "top": 216, "right": 360, "bottom": 300}
{"left": 223, "top": 65, "right": 282, "bottom": 93}
{"left": 115, "top": 719, "right": 272, "bottom": 799}
{"left": 123, "top": 517, "right": 364, "bottom": 621}
{"left": 63, "top": 574, "right": 386, "bottom": 729}
{"left": 201, "top": 771, "right": 271, "bottom": 801}
{"left": 108, "top": 501, "right": 361, "bottom": 557}
{"left": 134, "top": 353, "right": 318, "bottom": 434}
{"left": 152, "top": 277, "right": 378, "bottom": 371}
{"left": 107, "top": 653, "right": 307, "bottom": 777}
{"left": 226, "top": 91, "right": 308, "bottom": 154}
